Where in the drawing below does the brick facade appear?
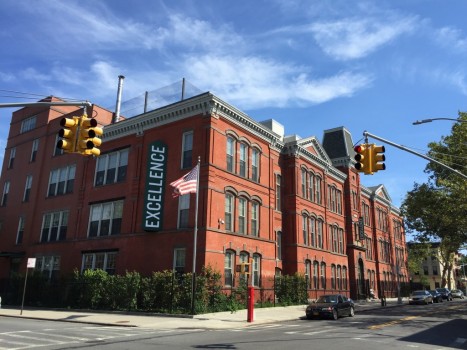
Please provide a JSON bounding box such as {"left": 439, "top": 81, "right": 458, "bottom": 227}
{"left": 0, "top": 92, "right": 408, "bottom": 301}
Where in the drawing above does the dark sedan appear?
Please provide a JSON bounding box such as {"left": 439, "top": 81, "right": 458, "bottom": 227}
{"left": 429, "top": 290, "right": 443, "bottom": 303}
{"left": 409, "top": 290, "right": 433, "bottom": 305}
{"left": 436, "top": 288, "right": 453, "bottom": 301}
{"left": 306, "top": 294, "right": 355, "bottom": 320}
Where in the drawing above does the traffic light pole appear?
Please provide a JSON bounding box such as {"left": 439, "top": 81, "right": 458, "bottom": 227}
{"left": 362, "top": 131, "right": 467, "bottom": 180}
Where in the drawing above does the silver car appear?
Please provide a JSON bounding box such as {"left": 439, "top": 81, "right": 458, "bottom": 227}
{"left": 451, "top": 289, "right": 465, "bottom": 299}
{"left": 409, "top": 290, "right": 434, "bottom": 305}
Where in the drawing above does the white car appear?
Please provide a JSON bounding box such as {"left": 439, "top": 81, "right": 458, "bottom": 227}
{"left": 451, "top": 289, "right": 465, "bottom": 299}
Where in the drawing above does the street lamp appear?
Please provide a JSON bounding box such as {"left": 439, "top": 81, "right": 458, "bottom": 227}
{"left": 412, "top": 118, "right": 467, "bottom": 125}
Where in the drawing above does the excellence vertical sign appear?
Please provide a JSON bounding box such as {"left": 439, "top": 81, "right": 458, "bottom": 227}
{"left": 143, "top": 141, "right": 167, "bottom": 231}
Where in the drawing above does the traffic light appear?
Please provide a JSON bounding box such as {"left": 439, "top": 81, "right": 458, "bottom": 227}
{"left": 370, "top": 145, "right": 386, "bottom": 173}
{"left": 77, "top": 116, "right": 103, "bottom": 156}
{"left": 236, "top": 262, "right": 251, "bottom": 274}
{"left": 354, "top": 143, "right": 370, "bottom": 174}
{"left": 56, "top": 116, "right": 79, "bottom": 153}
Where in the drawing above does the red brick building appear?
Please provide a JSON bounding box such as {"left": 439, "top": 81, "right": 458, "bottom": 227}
{"left": 0, "top": 92, "right": 408, "bottom": 301}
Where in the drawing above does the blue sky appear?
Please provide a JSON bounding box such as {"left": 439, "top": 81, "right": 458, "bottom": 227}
{"left": 1, "top": 0, "right": 467, "bottom": 212}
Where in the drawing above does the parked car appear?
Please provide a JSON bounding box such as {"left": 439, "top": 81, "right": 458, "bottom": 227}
{"left": 428, "top": 290, "right": 443, "bottom": 303}
{"left": 306, "top": 294, "right": 355, "bottom": 320}
{"left": 409, "top": 290, "right": 434, "bottom": 305}
{"left": 436, "top": 288, "right": 453, "bottom": 301}
{"left": 451, "top": 289, "right": 465, "bottom": 299}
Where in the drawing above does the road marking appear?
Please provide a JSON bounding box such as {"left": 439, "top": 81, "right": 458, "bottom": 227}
{"left": 368, "top": 315, "right": 420, "bottom": 330}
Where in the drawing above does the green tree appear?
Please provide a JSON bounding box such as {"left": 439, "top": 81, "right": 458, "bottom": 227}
{"left": 402, "top": 112, "right": 467, "bottom": 288}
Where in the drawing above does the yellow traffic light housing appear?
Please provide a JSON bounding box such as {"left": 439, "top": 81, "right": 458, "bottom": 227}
{"left": 371, "top": 144, "right": 386, "bottom": 173}
{"left": 77, "top": 116, "right": 103, "bottom": 156}
{"left": 354, "top": 143, "right": 370, "bottom": 174}
{"left": 56, "top": 117, "right": 79, "bottom": 153}
{"left": 236, "top": 262, "right": 251, "bottom": 274}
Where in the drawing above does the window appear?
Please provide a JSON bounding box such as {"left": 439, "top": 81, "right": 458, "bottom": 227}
{"left": 308, "top": 172, "right": 314, "bottom": 202}
{"left": 310, "top": 217, "right": 316, "bottom": 247}
{"left": 313, "top": 261, "right": 319, "bottom": 289}
{"left": 36, "top": 256, "right": 60, "bottom": 280}
{"left": 320, "top": 262, "right": 326, "bottom": 289}
{"left": 342, "top": 266, "right": 348, "bottom": 290}
{"left": 182, "top": 131, "right": 193, "bottom": 169}
{"left": 95, "top": 149, "right": 129, "bottom": 186}
{"left": 276, "top": 231, "right": 282, "bottom": 260}
{"left": 23, "top": 175, "right": 33, "bottom": 202}
{"left": 302, "top": 215, "right": 309, "bottom": 245}
{"left": 251, "top": 148, "right": 259, "bottom": 181}
{"left": 173, "top": 248, "right": 186, "bottom": 274}
{"left": 89, "top": 200, "right": 123, "bottom": 237}
{"left": 314, "top": 176, "right": 322, "bottom": 204}
{"left": 305, "top": 260, "right": 311, "bottom": 288}
{"left": 225, "top": 194, "right": 234, "bottom": 231}
{"left": 21, "top": 115, "right": 36, "bottom": 133}
{"left": 331, "top": 225, "right": 338, "bottom": 252}
{"left": 338, "top": 228, "right": 344, "bottom": 254}
{"left": 31, "top": 139, "right": 39, "bottom": 162}
{"left": 337, "top": 265, "right": 342, "bottom": 290}
{"left": 365, "top": 237, "right": 373, "bottom": 259}
{"left": 226, "top": 136, "right": 235, "bottom": 172}
{"left": 317, "top": 219, "right": 323, "bottom": 249}
{"left": 82, "top": 251, "right": 117, "bottom": 274}
{"left": 8, "top": 147, "right": 16, "bottom": 169}
{"left": 2, "top": 181, "right": 10, "bottom": 206}
{"left": 16, "top": 216, "right": 25, "bottom": 244}
{"left": 48, "top": 165, "right": 76, "bottom": 196}
{"left": 41, "top": 211, "right": 68, "bottom": 242}
{"left": 178, "top": 194, "right": 190, "bottom": 228}
{"left": 275, "top": 174, "right": 281, "bottom": 210}
{"left": 224, "top": 250, "right": 235, "bottom": 286}
{"left": 238, "top": 197, "right": 247, "bottom": 234}
{"left": 239, "top": 143, "right": 247, "bottom": 177}
{"left": 301, "top": 169, "right": 307, "bottom": 198}
{"left": 331, "top": 264, "right": 336, "bottom": 289}
{"left": 252, "top": 254, "right": 261, "bottom": 287}
{"left": 250, "top": 201, "right": 259, "bottom": 237}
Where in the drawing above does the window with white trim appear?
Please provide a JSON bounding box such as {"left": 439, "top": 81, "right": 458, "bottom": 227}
{"left": 238, "top": 197, "right": 247, "bottom": 234}
{"left": 250, "top": 201, "right": 259, "bottom": 237}
{"left": 31, "top": 139, "right": 39, "bottom": 162}
{"left": 275, "top": 174, "right": 281, "bottom": 210}
{"left": 178, "top": 194, "right": 190, "bottom": 228}
{"left": 305, "top": 260, "right": 311, "bottom": 288}
{"left": 251, "top": 148, "right": 259, "bottom": 182}
{"left": 182, "top": 131, "right": 193, "bottom": 169}
{"left": 8, "top": 147, "right": 16, "bottom": 169}
{"left": 173, "top": 248, "right": 186, "bottom": 274}
{"left": 41, "top": 210, "right": 68, "bottom": 242}
{"left": 21, "top": 115, "right": 36, "bottom": 133}
{"left": 95, "top": 149, "right": 129, "bottom": 186}
{"left": 320, "top": 262, "right": 326, "bottom": 289}
{"left": 48, "top": 165, "right": 76, "bottom": 196}
{"left": 276, "top": 231, "right": 282, "bottom": 260}
{"left": 36, "top": 255, "right": 60, "bottom": 280}
{"left": 239, "top": 143, "right": 247, "bottom": 177}
{"left": 88, "top": 200, "right": 123, "bottom": 237}
{"left": 226, "top": 136, "right": 235, "bottom": 172}
{"left": 23, "top": 175, "right": 33, "bottom": 202}
{"left": 2, "top": 181, "right": 10, "bottom": 206}
{"left": 82, "top": 251, "right": 117, "bottom": 274}
{"left": 224, "top": 250, "right": 235, "bottom": 286}
{"left": 225, "top": 193, "right": 234, "bottom": 231}
{"left": 16, "top": 216, "right": 25, "bottom": 244}
{"left": 313, "top": 260, "right": 319, "bottom": 289}
{"left": 252, "top": 254, "right": 261, "bottom": 287}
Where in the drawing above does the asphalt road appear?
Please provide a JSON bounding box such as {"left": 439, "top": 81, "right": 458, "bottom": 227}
{"left": 1, "top": 299, "right": 466, "bottom": 349}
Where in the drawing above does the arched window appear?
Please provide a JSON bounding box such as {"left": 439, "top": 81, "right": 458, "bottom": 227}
{"left": 313, "top": 260, "right": 319, "bottom": 289}
{"left": 226, "top": 136, "right": 236, "bottom": 172}
{"left": 337, "top": 265, "right": 342, "bottom": 290}
{"left": 305, "top": 260, "right": 311, "bottom": 288}
{"left": 320, "top": 262, "right": 326, "bottom": 289}
{"left": 252, "top": 254, "right": 261, "bottom": 287}
{"left": 224, "top": 250, "right": 235, "bottom": 286}
{"left": 302, "top": 215, "right": 309, "bottom": 245}
{"left": 331, "top": 264, "right": 336, "bottom": 289}
{"left": 342, "top": 266, "right": 348, "bottom": 290}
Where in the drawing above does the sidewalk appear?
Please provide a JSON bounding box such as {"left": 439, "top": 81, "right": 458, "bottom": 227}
{"left": 0, "top": 298, "right": 407, "bottom": 330}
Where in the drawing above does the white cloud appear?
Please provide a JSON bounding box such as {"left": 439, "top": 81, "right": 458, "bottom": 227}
{"left": 435, "top": 26, "right": 467, "bottom": 52}
{"left": 310, "top": 16, "right": 416, "bottom": 60}
{"left": 183, "top": 55, "right": 372, "bottom": 108}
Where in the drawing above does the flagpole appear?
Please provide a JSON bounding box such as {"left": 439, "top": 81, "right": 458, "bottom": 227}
{"left": 191, "top": 156, "right": 201, "bottom": 315}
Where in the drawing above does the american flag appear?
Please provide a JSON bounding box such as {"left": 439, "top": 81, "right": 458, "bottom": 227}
{"left": 170, "top": 164, "right": 199, "bottom": 197}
